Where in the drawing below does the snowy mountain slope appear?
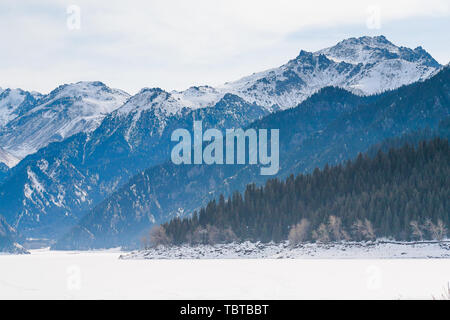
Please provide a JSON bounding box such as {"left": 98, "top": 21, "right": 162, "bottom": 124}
{"left": 0, "top": 88, "right": 42, "bottom": 128}
{"left": 118, "top": 87, "right": 184, "bottom": 116}
{"left": 0, "top": 92, "right": 268, "bottom": 239}
{"left": 0, "top": 147, "right": 19, "bottom": 168}
{"left": 111, "top": 87, "right": 267, "bottom": 145}
{"left": 0, "top": 81, "right": 129, "bottom": 162}
{"left": 223, "top": 36, "right": 441, "bottom": 109}
{"left": 54, "top": 66, "right": 450, "bottom": 249}
{"left": 53, "top": 87, "right": 375, "bottom": 249}
{"left": 0, "top": 36, "right": 440, "bottom": 167}
{"left": 317, "top": 36, "right": 440, "bottom": 67}
{"left": 84, "top": 36, "right": 438, "bottom": 115}
{"left": 171, "top": 36, "right": 442, "bottom": 111}
{"left": 170, "top": 85, "right": 225, "bottom": 109}
{"left": 0, "top": 35, "right": 445, "bottom": 243}
{"left": 114, "top": 87, "right": 188, "bottom": 143}
{"left": 220, "top": 51, "right": 361, "bottom": 110}
{"left": 160, "top": 36, "right": 442, "bottom": 117}
{"left": 317, "top": 36, "right": 441, "bottom": 94}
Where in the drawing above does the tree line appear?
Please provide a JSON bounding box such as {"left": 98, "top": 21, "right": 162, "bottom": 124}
{"left": 145, "top": 138, "right": 449, "bottom": 247}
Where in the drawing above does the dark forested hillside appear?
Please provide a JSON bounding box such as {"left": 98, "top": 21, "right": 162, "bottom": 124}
{"left": 162, "top": 138, "right": 449, "bottom": 244}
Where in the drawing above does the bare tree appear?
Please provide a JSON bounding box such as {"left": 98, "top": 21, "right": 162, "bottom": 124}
{"left": 352, "top": 219, "right": 376, "bottom": 241}
{"left": 312, "top": 223, "right": 330, "bottom": 243}
{"left": 190, "top": 226, "right": 209, "bottom": 245}
{"left": 189, "top": 225, "right": 237, "bottom": 245}
{"left": 351, "top": 219, "right": 365, "bottom": 241}
{"left": 426, "top": 219, "right": 447, "bottom": 241}
{"left": 206, "top": 225, "right": 222, "bottom": 244}
{"left": 328, "top": 216, "right": 349, "bottom": 242}
{"left": 140, "top": 235, "right": 149, "bottom": 249}
{"left": 149, "top": 225, "right": 172, "bottom": 247}
{"left": 221, "top": 227, "right": 238, "bottom": 243}
{"left": 288, "top": 218, "right": 310, "bottom": 246}
{"left": 410, "top": 220, "right": 424, "bottom": 241}
{"left": 435, "top": 220, "right": 448, "bottom": 241}
{"left": 363, "top": 219, "right": 376, "bottom": 241}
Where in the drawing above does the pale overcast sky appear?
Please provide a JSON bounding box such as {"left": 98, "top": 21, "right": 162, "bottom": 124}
{"left": 1, "top": 0, "right": 449, "bottom": 94}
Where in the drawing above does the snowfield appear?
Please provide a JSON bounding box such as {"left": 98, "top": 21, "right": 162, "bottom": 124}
{"left": 0, "top": 244, "right": 448, "bottom": 299}
{"left": 121, "top": 241, "right": 450, "bottom": 260}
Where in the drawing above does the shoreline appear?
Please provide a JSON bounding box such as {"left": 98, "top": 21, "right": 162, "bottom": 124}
{"left": 121, "top": 240, "right": 450, "bottom": 260}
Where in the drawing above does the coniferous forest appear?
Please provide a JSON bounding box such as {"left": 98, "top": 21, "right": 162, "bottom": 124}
{"left": 159, "top": 138, "right": 449, "bottom": 245}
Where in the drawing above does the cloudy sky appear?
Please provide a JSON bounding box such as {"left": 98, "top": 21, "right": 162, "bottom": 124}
{"left": 1, "top": 0, "right": 449, "bottom": 94}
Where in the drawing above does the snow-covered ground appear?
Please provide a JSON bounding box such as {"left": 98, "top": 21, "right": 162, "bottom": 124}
{"left": 122, "top": 241, "right": 450, "bottom": 260}
{"left": 0, "top": 246, "right": 448, "bottom": 299}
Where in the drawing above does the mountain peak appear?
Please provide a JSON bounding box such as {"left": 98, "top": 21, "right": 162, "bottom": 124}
{"left": 46, "top": 81, "right": 129, "bottom": 99}
{"left": 117, "top": 87, "right": 184, "bottom": 116}
{"left": 317, "top": 35, "right": 440, "bottom": 68}
{"left": 354, "top": 35, "right": 391, "bottom": 45}
{"left": 338, "top": 35, "right": 393, "bottom": 47}
{"left": 35, "top": 81, "right": 130, "bottom": 114}
{"left": 297, "top": 49, "right": 313, "bottom": 57}
{"left": 0, "top": 146, "right": 20, "bottom": 168}
{"left": 317, "top": 35, "right": 398, "bottom": 63}
{"left": 137, "top": 87, "right": 166, "bottom": 96}
{"left": 0, "top": 81, "right": 130, "bottom": 162}
{"left": 0, "top": 88, "right": 39, "bottom": 127}
{"left": 171, "top": 85, "right": 223, "bottom": 109}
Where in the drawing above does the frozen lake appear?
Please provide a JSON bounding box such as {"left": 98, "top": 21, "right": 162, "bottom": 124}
{"left": 0, "top": 249, "right": 449, "bottom": 299}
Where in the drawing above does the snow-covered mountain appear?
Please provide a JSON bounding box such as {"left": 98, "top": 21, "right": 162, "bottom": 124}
{"left": 317, "top": 36, "right": 439, "bottom": 66}
{"left": 0, "top": 147, "right": 19, "bottom": 168}
{"left": 317, "top": 36, "right": 440, "bottom": 92}
{"left": 0, "top": 88, "right": 43, "bottom": 168}
{"left": 0, "top": 89, "right": 268, "bottom": 238}
{"left": 0, "top": 81, "right": 129, "bottom": 165}
{"left": 54, "top": 66, "right": 450, "bottom": 250}
{"left": 174, "top": 35, "right": 442, "bottom": 111}
{"left": 113, "top": 35, "right": 441, "bottom": 116}
{"left": 0, "top": 35, "right": 445, "bottom": 242}
{"left": 0, "top": 36, "right": 441, "bottom": 168}
{"left": 171, "top": 85, "right": 225, "bottom": 109}
{"left": 115, "top": 87, "right": 187, "bottom": 143}
{"left": 0, "top": 88, "right": 42, "bottom": 127}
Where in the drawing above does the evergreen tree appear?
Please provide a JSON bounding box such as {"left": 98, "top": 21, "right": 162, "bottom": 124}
{"left": 162, "top": 138, "right": 450, "bottom": 244}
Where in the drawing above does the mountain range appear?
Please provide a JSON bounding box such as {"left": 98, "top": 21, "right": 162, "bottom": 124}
{"left": 0, "top": 36, "right": 441, "bottom": 169}
{"left": 54, "top": 65, "right": 450, "bottom": 249}
{"left": 0, "top": 82, "right": 130, "bottom": 164}
{"left": 0, "top": 35, "right": 447, "bottom": 250}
